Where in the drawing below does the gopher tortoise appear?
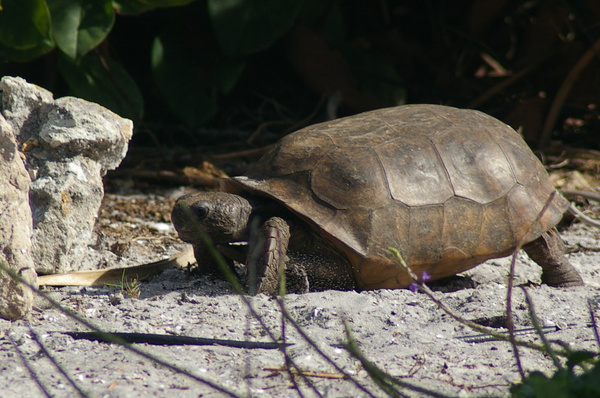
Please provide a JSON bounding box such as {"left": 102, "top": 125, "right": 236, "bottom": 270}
{"left": 172, "top": 104, "right": 583, "bottom": 294}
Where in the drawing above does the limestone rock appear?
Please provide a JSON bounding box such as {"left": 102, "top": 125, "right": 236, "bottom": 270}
{"left": 0, "top": 114, "right": 37, "bottom": 320}
{"left": 0, "top": 76, "right": 133, "bottom": 276}
{"left": 0, "top": 77, "right": 54, "bottom": 141}
{"left": 25, "top": 97, "right": 133, "bottom": 274}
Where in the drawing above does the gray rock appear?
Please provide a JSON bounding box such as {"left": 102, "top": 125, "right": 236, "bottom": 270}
{"left": 0, "top": 114, "right": 37, "bottom": 320}
{"left": 0, "top": 76, "right": 132, "bottom": 278}
{"left": 0, "top": 77, "right": 54, "bottom": 142}
{"left": 24, "top": 96, "right": 133, "bottom": 274}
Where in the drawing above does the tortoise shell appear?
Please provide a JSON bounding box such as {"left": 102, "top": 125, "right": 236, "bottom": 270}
{"left": 227, "top": 104, "right": 568, "bottom": 289}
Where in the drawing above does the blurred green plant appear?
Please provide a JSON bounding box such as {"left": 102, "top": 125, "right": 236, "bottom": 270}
{"left": 510, "top": 296, "right": 600, "bottom": 398}
{"left": 207, "top": 0, "right": 305, "bottom": 58}
{"left": 0, "top": 0, "right": 403, "bottom": 128}
{"left": 0, "top": 0, "right": 195, "bottom": 122}
{"left": 511, "top": 351, "right": 600, "bottom": 398}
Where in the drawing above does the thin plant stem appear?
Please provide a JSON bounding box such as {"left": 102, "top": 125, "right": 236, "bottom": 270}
{"left": 588, "top": 299, "right": 600, "bottom": 350}
{"left": 342, "top": 320, "right": 454, "bottom": 398}
{"left": 7, "top": 332, "right": 53, "bottom": 398}
{"left": 179, "top": 204, "right": 329, "bottom": 397}
{"left": 0, "top": 262, "right": 243, "bottom": 398}
{"left": 506, "top": 249, "right": 525, "bottom": 379}
{"left": 277, "top": 258, "right": 317, "bottom": 398}
{"left": 506, "top": 191, "right": 559, "bottom": 380}
{"left": 521, "top": 288, "right": 563, "bottom": 370}
{"left": 27, "top": 323, "right": 91, "bottom": 398}
{"left": 275, "top": 298, "right": 379, "bottom": 398}
{"left": 387, "top": 248, "right": 570, "bottom": 355}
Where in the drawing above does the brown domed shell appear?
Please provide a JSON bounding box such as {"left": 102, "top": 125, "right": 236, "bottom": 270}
{"left": 230, "top": 105, "right": 568, "bottom": 289}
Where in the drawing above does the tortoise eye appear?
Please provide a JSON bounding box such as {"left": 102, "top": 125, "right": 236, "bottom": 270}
{"left": 192, "top": 202, "right": 210, "bottom": 219}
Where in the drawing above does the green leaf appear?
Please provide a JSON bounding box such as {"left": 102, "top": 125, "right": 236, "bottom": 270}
{"left": 566, "top": 351, "right": 596, "bottom": 370}
{"left": 151, "top": 33, "right": 245, "bottom": 128}
{"left": 57, "top": 52, "right": 144, "bottom": 122}
{"left": 513, "top": 360, "right": 600, "bottom": 398}
{"left": 48, "top": 0, "right": 115, "bottom": 59}
{"left": 512, "top": 371, "right": 566, "bottom": 398}
{"left": 0, "top": 0, "right": 54, "bottom": 62}
{"left": 208, "top": 0, "right": 306, "bottom": 57}
{"left": 113, "top": 0, "right": 197, "bottom": 15}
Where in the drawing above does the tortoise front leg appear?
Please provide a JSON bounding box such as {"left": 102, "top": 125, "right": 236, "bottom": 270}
{"left": 523, "top": 227, "right": 584, "bottom": 287}
{"left": 192, "top": 244, "right": 236, "bottom": 280}
{"left": 246, "top": 217, "right": 294, "bottom": 295}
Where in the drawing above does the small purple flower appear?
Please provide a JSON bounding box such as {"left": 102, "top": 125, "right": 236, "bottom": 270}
{"left": 409, "top": 271, "right": 431, "bottom": 293}
{"left": 421, "top": 271, "right": 431, "bottom": 282}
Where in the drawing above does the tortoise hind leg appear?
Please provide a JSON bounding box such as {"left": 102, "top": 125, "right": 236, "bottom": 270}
{"left": 523, "top": 228, "right": 584, "bottom": 287}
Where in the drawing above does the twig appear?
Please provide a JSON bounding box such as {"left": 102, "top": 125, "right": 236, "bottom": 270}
{"left": 211, "top": 145, "right": 273, "bottom": 160}
{"left": 563, "top": 190, "right": 600, "bottom": 203}
{"left": 264, "top": 367, "right": 346, "bottom": 379}
{"left": 563, "top": 190, "right": 600, "bottom": 228}
{"left": 107, "top": 168, "right": 221, "bottom": 188}
{"left": 568, "top": 203, "right": 600, "bottom": 228}
{"left": 467, "top": 64, "right": 537, "bottom": 108}
{"left": 247, "top": 121, "right": 290, "bottom": 144}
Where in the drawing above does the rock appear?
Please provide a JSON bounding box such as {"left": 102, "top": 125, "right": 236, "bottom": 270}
{"left": 0, "top": 114, "right": 37, "bottom": 320}
{"left": 0, "top": 77, "right": 54, "bottom": 140}
{"left": 0, "top": 76, "right": 132, "bottom": 318}
{"left": 0, "top": 76, "right": 132, "bottom": 288}
{"left": 24, "top": 96, "right": 133, "bottom": 274}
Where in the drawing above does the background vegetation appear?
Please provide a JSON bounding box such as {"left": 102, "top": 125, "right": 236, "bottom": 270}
{"left": 1, "top": 0, "right": 600, "bottom": 150}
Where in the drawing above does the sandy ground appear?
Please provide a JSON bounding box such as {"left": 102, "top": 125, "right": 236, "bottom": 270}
{"left": 1, "top": 188, "right": 599, "bottom": 398}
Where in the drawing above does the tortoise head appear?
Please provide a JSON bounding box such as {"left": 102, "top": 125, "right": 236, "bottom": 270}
{"left": 171, "top": 192, "right": 253, "bottom": 245}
